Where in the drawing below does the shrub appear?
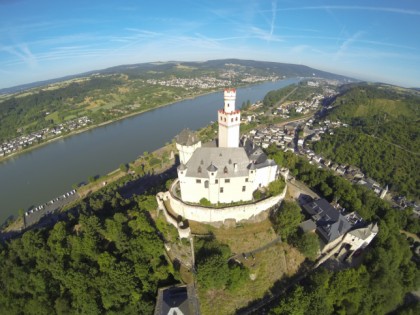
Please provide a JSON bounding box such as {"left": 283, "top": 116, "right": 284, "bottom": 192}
{"left": 199, "top": 198, "right": 212, "bottom": 207}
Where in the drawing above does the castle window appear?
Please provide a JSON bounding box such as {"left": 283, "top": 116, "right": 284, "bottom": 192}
{"left": 224, "top": 166, "right": 228, "bottom": 174}
{"left": 231, "top": 118, "right": 233, "bottom": 122}
{"left": 205, "top": 180, "right": 209, "bottom": 188}
{"left": 196, "top": 179, "right": 201, "bottom": 184}
{"left": 225, "top": 179, "right": 230, "bottom": 183}
{"left": 215, "top": 179, "right": 218, "bottom": 184}
{"left": 211, "top": 173, "right": 214, "bottom": 176}
{"left": 242, "top": 186, "right": 246, "bottom": 192}
{"left": 245, "top": 178, "right": 248, "bottom": 182}
{"left": 220, "top": 187, "right": 224, "bottom": 193}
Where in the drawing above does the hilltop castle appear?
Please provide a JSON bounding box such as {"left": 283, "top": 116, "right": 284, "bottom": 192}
{"left": 157, "top": 88, "right": 286, "bottom": 227}
{"left": 176, "top": 88, "right": 278, "bottom": 204}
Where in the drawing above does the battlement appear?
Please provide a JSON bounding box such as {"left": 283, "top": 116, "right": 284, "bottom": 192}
{"left": 224, "top": 88, "right": 236, "bottom": 100}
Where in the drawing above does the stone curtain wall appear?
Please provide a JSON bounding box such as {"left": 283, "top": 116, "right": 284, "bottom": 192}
{"left": 164, "top": 179, "right": 286, "bottom": 224}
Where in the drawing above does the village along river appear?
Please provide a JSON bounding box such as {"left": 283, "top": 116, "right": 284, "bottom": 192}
{"left": 0, "top": 79, "right": 298, "bottom": 223}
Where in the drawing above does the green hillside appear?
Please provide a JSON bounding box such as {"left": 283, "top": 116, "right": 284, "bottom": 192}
{"left": 313, "top": 83, "right": 420, "bottom": 198}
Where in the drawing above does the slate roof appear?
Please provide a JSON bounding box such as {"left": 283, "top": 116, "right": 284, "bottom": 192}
{"left": 242, "top": 139, "right": 268, "bottom": 164}
{"left": 155, "top": 285, "right": 194, "bottom": 315}
{"left": 349, "top": 223, "right": 378, "bottom": 240}
{"left": 300, "top": 219, "right": 317, "bottom": 232}
{"left": 185, "top": 147, "right": 250, "bottom": 178}
{"left": 175, "top": 128, "right": 200, "bottom": 146}
{"left": 302, "top": 199, "right": 352, "bottom": 243}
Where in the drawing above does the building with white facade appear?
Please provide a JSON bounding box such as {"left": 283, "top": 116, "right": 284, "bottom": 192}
{"left": 175, "top": 88, "right": 278, "bottom": 205}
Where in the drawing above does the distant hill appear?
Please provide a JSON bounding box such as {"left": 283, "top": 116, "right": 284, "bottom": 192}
{"left": 326, "top": 82, "right": 420, "bottom": 122}
{"left": 95, "top": 59, "right": 356, "bottom": 82}
{"left": 0, "top": 59, "right": 356, "bottom": 95}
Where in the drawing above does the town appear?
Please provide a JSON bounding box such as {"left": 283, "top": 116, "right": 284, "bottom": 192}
{"left": 146, "top": 72, "right": 280, "bottom": 90}
{"left": 0, "top": 116, "right": 91, "bottom": 158}
{"left": 244, "top": 108, "right": 420, "bottom": 216}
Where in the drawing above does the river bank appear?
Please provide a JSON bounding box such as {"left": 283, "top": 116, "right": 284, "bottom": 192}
{"left": 0, "top": 87, "right": 225, "bottom": 164}
{"left": 1, "top": 140, "right": 177, "bottom": 233}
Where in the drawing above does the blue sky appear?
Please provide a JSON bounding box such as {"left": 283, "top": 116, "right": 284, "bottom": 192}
{"left": 0, "top": 0, "right": 419, "bottom": 89}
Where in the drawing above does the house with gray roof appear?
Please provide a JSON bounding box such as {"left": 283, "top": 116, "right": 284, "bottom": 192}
{"left": 302, "top": 199, "right": 352, "bottom": 245}
{"left": 154, "top": 285, "right": 200, "bottom": 315}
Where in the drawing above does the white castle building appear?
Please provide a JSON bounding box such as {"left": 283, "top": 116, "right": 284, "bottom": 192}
{"left": 175, "top": 88, "right": 278, "bottom": 205}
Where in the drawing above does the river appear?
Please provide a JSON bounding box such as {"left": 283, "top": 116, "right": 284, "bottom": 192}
{"left": 0, "top": 79, "right": 298, "bottom": 223}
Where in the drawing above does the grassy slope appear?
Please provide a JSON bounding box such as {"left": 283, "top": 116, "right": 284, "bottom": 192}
{"left": 189, "top": 221, "right": 305, "bottom": 315}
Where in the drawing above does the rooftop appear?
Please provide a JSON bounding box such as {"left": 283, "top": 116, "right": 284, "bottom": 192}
{"left": 302, "top": 199, "right": 352, "bottom": 243}
{"left": 185, "top": 147, "right": 250, "bottom": 178}
{"left": 175, "top": 128, "right": 200, "bottom": 146}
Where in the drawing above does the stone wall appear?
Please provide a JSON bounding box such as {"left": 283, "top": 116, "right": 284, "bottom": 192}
{"left": 156, "top": 192, "right": 191, "bottom": 239}
{"left": 162, "top": 179, "right": 286, "bottom": 224}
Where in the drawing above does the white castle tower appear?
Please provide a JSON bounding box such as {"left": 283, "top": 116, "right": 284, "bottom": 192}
{"left": 218, "top": 88, "right": 240, "bottom": 147}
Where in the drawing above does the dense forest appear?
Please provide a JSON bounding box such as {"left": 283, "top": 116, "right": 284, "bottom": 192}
{"left": 0, "top": 179, "right": 177, "bottom": 314}
{"left": 312, "top": 128, "right": 419, "bottom": 198}
{"left": 313, "top": 83, "right": 420, "bottom": 199}
{"left": 265, "top": 146, "right": 420, "bottom": 315}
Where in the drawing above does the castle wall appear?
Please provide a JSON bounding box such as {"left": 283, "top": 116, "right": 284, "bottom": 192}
{"left": 253, "top": 164, "right": 277, "bottom": 190}
{"left": 165, "top": 180, "right": 286, "bottom": 223}
{"left": 179, "top": 175, "right": 253, "bottom": 204}
{"left": 156, "top": 192, "right": 191, "bottom": 239}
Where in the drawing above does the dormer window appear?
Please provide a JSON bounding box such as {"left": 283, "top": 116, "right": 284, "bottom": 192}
{"left": 224, "top": 166, "right": 228, "bottom": 174}
{"left": 198, "top": 166, "right": 202, "bottom": 173}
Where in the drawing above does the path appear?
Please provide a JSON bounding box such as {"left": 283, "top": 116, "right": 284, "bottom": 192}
{"left": 275, "top": 86, "right": 298, "bottom": 107}
{"left": 231, "top": 236, "right": 282, "bottom": 261}
{"left": 286, "top": 178, "right": 320, "bottom": 201}
{"left": 366, "top": 133, "right": 420, "bottom": 156}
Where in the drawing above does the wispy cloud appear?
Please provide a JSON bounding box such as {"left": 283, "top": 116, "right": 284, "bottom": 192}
{"left": 245, "top": 26, "right": 284, "bottom": 42}
{"left": 1, "top": 43, "right": 38, "bottom": 67}
{"left": 270, "top": 0, "right": 277, "bottom": 39}
{"left": 271, "top": 5, "right": 420, "bottom": 16}
{"left": 334, "top": 31, "right": 365, "bottom": 61}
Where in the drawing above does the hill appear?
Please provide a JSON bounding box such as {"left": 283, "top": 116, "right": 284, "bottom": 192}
{"left": 0, "top": 59, "right": 355, "bottom": 95}
{"left": 313, "top": 83, "right": 420, "bottom": 198}
{"left": 0, "top": 59, "right": 356, "bottom": 144}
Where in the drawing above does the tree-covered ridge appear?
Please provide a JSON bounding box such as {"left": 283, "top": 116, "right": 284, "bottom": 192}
{"left": 0, "top": 187, "right": 175, "bottom": 314}
{"left": 326, "top": 83, "right": 420, "bottom": 150}
{"left": 263, "top": 83, "right": 324, "bottom": 108}
{"left": 312, "top": 128, "right": 419, "bottom": 198}
{"left": 311, "top": 83, "right": 420, "bottom": 198}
